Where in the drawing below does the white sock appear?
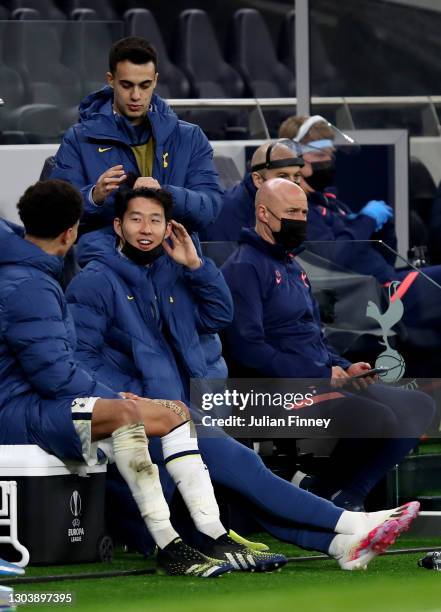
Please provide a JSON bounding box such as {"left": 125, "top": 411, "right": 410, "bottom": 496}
{"left": 334, "top": 510, "right": 366, "bottom": 535}
{"left": 162, "top": 422, "right": 226, "bottom": 540}
{"left": 112, "top": 422, "right": 179, "bottom": 549}
{"left": 335, "top": 506, "right": 402, "bottom": 535}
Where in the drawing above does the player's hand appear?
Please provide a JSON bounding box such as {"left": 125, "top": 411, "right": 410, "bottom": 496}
{"left": 330, "top": 366, "right": 350, "bottom": 388}
{"left": 346, "top": 362, "right": 377, "bottom": 389}
{"left": 119, "top": 392, "right": 142, "bottom": 400}
{"left": 92, "top": 165, "right": 127, "bottom": 203}
{"left": 133, "top": 177, "right": 161, "bottom": 190}
{"left": 162, "top": 220, "right": 201, "bottom": 270}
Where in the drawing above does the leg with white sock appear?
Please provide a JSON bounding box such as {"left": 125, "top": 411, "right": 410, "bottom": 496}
{"left": 89, "top": 398, "right": 232, "bottom": 578}
{"left": 156, "top": 401, "right": 288, "bottom": 571}
{"left": 112, "top": 422, "right": 179, "bottom": 549}
{"left": 193, "top": 427, "right": 420, "bottom": 549}
{"left": 161, "top": 420, "right": 226, "bottom": 540}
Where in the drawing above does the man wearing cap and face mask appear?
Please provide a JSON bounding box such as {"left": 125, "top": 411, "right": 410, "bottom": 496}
{"left": 278, "top": 115, "right": 399, "bottom": 280}
{"left": 202, "top": 141, "right": 304, "bottom": 241}
{"left": 279, "top": 115, "right": 441, "bottom": 356}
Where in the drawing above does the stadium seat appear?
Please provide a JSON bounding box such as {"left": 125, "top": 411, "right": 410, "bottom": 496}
{"left": 62, "top": 0, "right": 118, "bottom": 21}
{"left": 0, "top": 131, "right": 29, "bottom": 144}
{"left": 174, "top": 9, "right": 248, "bottom": 139}
{"left": 213, "top": 155, "right": 242, "bottom": 190}
{"left": 62, "top": 20, "right": 123, "bottom": 97}
{"left": 278, "top": 10, "right": 343, "bottom": 96}
{"left": 70, "top": 8, "right": 98, "bottom": 20}
{"left": 11, "top": 7, "right": 40, "bottom": 19}
{"left": 231, "top": 8, "right": 295, "bottom": 97}
{"left": 176, "top": 9, "right": 245, "bottom": 98}
{"left": 3, "top": 20, "right": 81, "bottom": 131}
{"left": 6, "top": 0, "right": 65, "bottom": 19}
{"left": 0, "top": 60, "right": 27, "bottom": 129}
{"left": 124, "top": 8, "right": 190, "bottom": 98}
{"left": 39, "top": 154, "right": 56, "bottom": 180}
{"left": 0, "top": 22, "right": 62, "bottom": 141}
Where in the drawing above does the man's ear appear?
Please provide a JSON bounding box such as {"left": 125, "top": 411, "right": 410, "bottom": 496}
{"left": 106, "top": 71, "right": 114, "bottom": 88}
{"left": 60, "top": 227, "right": 72, "bottom": 245}
{"left": 256, "top": 204, "right": 268, "bottom": 223}
{"left": 164, "top": 221, "right": 172, "bottom": 240}
{"left": 251, "top": 171, "right": 264, "bottom": 189}
{"left": 114, "top": 218, "right": 123, "bottom": 241}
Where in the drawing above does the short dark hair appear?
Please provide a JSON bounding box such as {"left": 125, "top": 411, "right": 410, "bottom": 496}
{"left": 109, "top": 37, "right": 157, "bottom": 73}
{"left": 17, "top": 180, "right": 83, "bottom": 238}
{"left": 114, "top": 187, "right": 173, "bottom": 221}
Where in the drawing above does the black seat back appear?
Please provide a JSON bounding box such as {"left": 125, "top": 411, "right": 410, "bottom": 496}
{"left": 8, "top": 0, "right": 65, "bottom": 19}
{"left": 177, "top": 9, "right": 245, "bottom": 98}
{"left": 124, "top": 8, "right": 190, "bottom": 98}
{"left": 231, "top": 8, "right": 294, "bottom": 97}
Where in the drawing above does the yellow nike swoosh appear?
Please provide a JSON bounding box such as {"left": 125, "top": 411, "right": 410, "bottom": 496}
{"left": 127, "top": 295, "right": 135, "bottom": 301}
{"left": 98, "top": 147, "right": 112, "bottom": 153}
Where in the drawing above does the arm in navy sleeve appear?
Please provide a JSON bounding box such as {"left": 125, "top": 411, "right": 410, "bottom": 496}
{"left": 183, "top": 258, "right": 233, "bottom": 333}
{"left": 3, "top": 279, "right": 118, "bottom": 399}
{"left": 66, "top": 272, "right": 144, "bottom": 395}
{"left": 162, "top": 127, "right": 223, "bottom": 233}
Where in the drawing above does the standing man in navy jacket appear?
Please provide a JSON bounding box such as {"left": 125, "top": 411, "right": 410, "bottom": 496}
{"left": 221, "top": 178, "right": 435, "bottom": 511}
{"left": 51, "top": 37, "right": 222, "bottom": 234}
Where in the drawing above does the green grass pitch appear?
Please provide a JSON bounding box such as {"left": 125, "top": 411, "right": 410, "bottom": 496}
{"left": 9, "top": 535, "right": 441, "bottom": 612}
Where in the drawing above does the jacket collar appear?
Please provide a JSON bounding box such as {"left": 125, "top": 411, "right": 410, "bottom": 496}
{"left": 243, "top": 173, "right": 257, "bottom": 199}
{"left": 77, "top": 227, "right": 149, "bottom": 285}
{"left": 78, "top": 87, "right": 178, "bottom": 146}
{"left": 77, "top": 227, "right": 180, "bottom": 289}
{"left": 0, "top": 219, "right": 64, "bottom": 279}
{"left": 238, "top": 227, "right": 304, "bottom": 261}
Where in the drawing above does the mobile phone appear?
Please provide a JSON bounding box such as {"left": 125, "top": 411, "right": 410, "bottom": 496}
{"left": 349, "top": 366, "right": 390, "bottom": 380}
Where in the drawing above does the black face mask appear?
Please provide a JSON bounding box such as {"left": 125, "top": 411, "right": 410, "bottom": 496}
{"left": 266, "top": 209, "right": 307, "bottom": 251}
{"left": 307, "top": 161, "right": 336, "bottom": 192}
{"left": 120, "top": 232, "right": 165, "bottom": 266}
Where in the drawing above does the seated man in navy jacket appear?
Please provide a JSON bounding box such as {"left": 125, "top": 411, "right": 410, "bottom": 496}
{"left": 221, "top": 178, "right": 435, "bottom": 511}
{"left": 65, "top": 186, "right": 419, "bottom": 571}
{"left": 0, "top": 179, "right": 267, "bottom": 579}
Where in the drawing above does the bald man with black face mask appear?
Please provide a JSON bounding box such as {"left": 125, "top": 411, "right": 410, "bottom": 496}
{"left": 201, "top": 140, "right": 304, "bottom": 241}
{"left": 221, "top": 178, "right": 435, "bottom": 514}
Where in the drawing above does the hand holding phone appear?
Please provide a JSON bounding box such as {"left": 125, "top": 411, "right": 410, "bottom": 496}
{"left": 348, "top": 366, "right": 390, "bottom": 380}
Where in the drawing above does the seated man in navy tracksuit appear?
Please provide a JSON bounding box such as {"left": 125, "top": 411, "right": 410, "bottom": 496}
{"left": 0, "top": 180, "right": 259, "bottom": 578}
{"left": 221, "top": 178, "right": 435, "bottom": 511}
{"left": 65, "top": 186, "right": 419, "bottom": 571}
